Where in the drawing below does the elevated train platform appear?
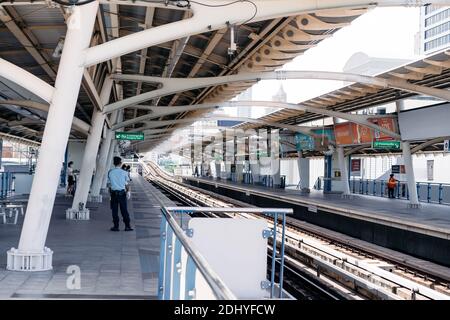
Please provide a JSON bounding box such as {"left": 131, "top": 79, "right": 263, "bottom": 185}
{"left": 0, "top": 174, "right": 168, "bottom": 299}
{"left": 183, "top": 176, "right": 450, "bottom": 267}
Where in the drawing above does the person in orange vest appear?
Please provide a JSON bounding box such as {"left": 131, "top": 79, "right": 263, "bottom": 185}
{"left": 387, "top": 173, "right": 397, "bottom": 199}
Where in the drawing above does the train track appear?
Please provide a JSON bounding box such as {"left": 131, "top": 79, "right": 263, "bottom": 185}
{"left": 142, "top": 161, "right": 450, "bottom": 300}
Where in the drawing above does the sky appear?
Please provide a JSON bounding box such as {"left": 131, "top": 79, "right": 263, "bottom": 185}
{"left": 250, "top": 7, "right": 421, "bottom": 106}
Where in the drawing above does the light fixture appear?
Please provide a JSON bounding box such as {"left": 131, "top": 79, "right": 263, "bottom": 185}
{"left": 228, "top": 24, "right": 237, "bottom": 56}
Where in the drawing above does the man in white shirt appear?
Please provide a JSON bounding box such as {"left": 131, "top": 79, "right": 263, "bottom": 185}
{"left": 108, "top": 156, "right": 133, "bottom": 231}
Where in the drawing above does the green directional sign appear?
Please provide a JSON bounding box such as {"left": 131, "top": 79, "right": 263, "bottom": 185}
{"left": 115, "top": 132, "right": 144, "bottom": 141}
{"left": 372, "top": 140, "right": 401, "bottom": 150}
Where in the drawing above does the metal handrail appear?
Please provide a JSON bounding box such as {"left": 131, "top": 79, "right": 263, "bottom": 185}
{"left": 161, "top": 207, "right": 237, "bottom": 300}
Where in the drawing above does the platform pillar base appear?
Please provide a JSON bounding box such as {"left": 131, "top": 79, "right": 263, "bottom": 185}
{"left": 407, "top": 203, "right": 422, "bottom": 209}
{"left": 7, "top": 247, "right": 53, "bottom": 271}
{"left": 87, "top": 194, "right": 103, "bottom": 203}
{"left": 66, "top": 208, "right": 90, "bottom": 220}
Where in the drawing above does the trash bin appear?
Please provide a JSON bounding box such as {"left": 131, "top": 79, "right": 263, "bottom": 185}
{"left": 280, "top": 175, "right": 286, "bottom": 189}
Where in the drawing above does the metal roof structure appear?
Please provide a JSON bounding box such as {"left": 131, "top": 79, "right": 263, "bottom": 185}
{"left": 0, "top": 0, "right": 369, "bottom": 146}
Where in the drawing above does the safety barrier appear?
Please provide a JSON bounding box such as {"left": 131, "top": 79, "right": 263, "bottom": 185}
{"left": 313, "top": 177, "right": 450, "bottom": 205}
{"left": 350, "top": 179, "right": 450, "bottom": 205}
{"left": 159, "top": 207, "right": 292, "bottom": 300}
{"left": 0, "top": 172, "right": 13, "bottom": 198}
{"left": 159, "top": 207, "right": 236, "bottom": 300}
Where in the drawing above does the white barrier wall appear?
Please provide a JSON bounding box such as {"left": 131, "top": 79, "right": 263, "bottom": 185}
{"left": 188, "top": 218, "right": 268, "bottom": 299}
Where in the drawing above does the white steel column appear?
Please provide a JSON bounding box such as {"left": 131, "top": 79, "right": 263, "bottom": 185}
{"left": 67, "top": 78, "right": 113, "bottom": 219}
{"left": 7, "top": 1, "right": 99, "bottom": 271}
{"left": 337, "top": 146, "right": 351, "bottom": 197}
{"left": 402, "top": 141, "right": 420, "bottom": 208}
{"left": 90, "top": 110, "right": 119, "bottom": 198}
{"left": 297, "top": 151, "right": 310, "bottom": 192}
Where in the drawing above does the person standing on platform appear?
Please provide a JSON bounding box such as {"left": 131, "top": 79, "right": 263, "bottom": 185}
{"left": 387, "top": 173, "right": 397, "bottom": 199}
{"left": 108, "top": 156, "right": 133, "bottom": 232}
{"left": 67, "top": 161, "right": 75, "bottom": 196}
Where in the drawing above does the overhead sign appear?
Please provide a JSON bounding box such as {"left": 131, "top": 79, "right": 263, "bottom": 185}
{"left": 373, "top": 140, "right": 401, "bottom": 150}
{"left": 115, "top": 132, "right": 144, "bottom": 141}
{"left": 350, "top": 159, "right": 361, "bottom": 176}
{"left": 444, "top": 140, "right": 450, "bottom": 153}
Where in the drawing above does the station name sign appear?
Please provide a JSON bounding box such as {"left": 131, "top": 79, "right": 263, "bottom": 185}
{"left": 372, "top": 140, "right": 401, "bottom": 150}
{"left": 115, "top": 132, "right": 144, "bottom": 141}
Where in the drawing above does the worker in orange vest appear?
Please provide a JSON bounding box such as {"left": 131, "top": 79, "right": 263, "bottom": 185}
{"left": 387, "top": 173, "right": 397, "bottom": 199}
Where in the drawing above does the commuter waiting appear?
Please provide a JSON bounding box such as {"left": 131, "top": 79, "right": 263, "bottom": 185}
{"left": 108, "top": 156, "right": 134, "bottom": 232}
{"left": 66, "top": 161, "right": 76, "bottom": 196}
{"left": 387, "top": 173, "right": 397, "bottom": 199}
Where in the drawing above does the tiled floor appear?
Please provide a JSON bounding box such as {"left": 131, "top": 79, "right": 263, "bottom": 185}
{"left": 0, "top": 174, "right": 172, "bottom": 299}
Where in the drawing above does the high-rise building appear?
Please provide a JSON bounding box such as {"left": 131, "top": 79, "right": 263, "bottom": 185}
{"left": 236, "top": 87, "right": 253, "bottom": 118}
{"left": 420, "top": 5, "right": 450, "bottom": 55}
{"left": 265, "top": 84, "right": 287, "bottom": 115}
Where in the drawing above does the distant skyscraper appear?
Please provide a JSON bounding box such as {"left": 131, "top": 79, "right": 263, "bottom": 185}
{"left": 236, "top": 87, "right": 253, "bottom": 118}
{"left": 420, "top": 5, "right": 450, "bottom": 55}
{"left": 272, "top": 84, "right": 287, "bottom": 102}
{"left": 263, "top": 83, "right": 287, "bottom": 116}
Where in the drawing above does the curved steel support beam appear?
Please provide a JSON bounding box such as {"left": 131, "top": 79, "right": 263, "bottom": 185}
{"left": 225, "top": 101, "right": 401, "bottom": 139}
{"left": 411, "top": 136, "right": 450, "bottom": 154}
{"left": 114, "top": 99, "right": 399, "bottom": 139}
{"left": 106, "top": 70, "right": 450, "bottom": 114}
{"left": 0, "top": 100, "right": 91, "bottom": 134}
{"left": 84, "top": 0, "right": 449, "bottom": 67}
{"left": 129, "top": 115, "right": 315, "bottom": 136}
{"left": 0, "top": 57, "right": 54, "bottom": 103}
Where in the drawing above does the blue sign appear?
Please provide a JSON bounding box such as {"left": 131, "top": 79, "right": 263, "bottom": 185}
{"left": 295, "top": 133, "right": 314, "bottom": 151}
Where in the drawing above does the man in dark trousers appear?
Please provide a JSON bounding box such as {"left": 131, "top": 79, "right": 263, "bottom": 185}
{"left": 108, "top": 156, "right": 133, "bottom": 231}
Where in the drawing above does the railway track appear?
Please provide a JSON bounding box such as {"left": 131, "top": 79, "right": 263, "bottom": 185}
{"left": 142, "top": 161, "right": 450, "bottom": 300}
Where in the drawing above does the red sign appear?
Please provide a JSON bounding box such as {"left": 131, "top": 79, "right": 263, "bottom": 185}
{"left": 334, "top": 123, "right": 354, "bottom": 145}
{"left": 369, "top": 117, "right": 398, "bottom": 141}
{"left": 351, "top": 159, "right": 361, "bottom": 172}
{"left": 334, "top": 117, "right": 398, "bottom": 146}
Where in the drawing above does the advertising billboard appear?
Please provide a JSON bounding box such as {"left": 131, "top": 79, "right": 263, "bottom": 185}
{"left": 334, "top": 117, "right": 398, "bottom": 146}
{"left": 295, "top": 127, "right": 335, "bottom": 152}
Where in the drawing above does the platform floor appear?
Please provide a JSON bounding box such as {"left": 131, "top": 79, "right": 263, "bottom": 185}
{"left": 0, "top": 174, "right": 169, "bottom": 299}
{"left": 185, "top": 177, "right": 450, "bottom": 237}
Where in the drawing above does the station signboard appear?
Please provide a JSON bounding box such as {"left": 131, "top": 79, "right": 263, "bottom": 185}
{"left": 115, "top": 132, "right": 144, "bottom": 141}
{"left": 372, "top": 140, "right": 401, "bottom": 150}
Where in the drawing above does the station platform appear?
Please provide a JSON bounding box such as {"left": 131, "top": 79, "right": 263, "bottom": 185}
{"left": 0, "top": 174, "right": 170, "bottom": 299}
{"left": 183, "top": 176, "right": 450, "bottom": 267}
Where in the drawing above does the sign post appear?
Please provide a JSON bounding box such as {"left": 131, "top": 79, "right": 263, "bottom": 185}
{"left": 115, "top": 132, "right": 144, "bottom": 141}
